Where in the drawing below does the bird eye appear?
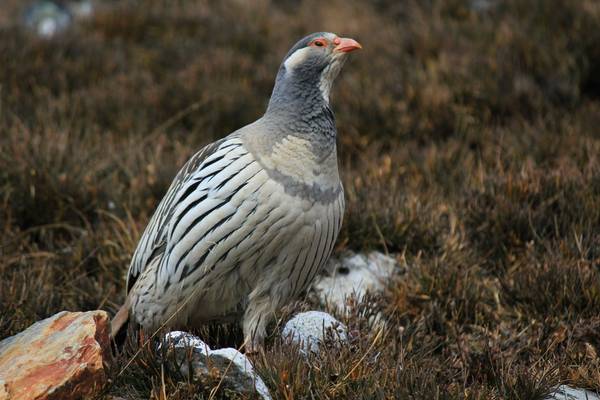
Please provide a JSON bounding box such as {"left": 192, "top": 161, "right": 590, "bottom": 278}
{"left": 311, "top": 39, "right": 327, "bottom": 48}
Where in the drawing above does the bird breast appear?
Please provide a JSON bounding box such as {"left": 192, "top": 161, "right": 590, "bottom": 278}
{"left": 243, "top": 133, "right": 341, "bottom": 203}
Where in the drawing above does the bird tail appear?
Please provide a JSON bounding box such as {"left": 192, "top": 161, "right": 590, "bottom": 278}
{"left": 110, "top": 297, "right": 132, "bottom": 349}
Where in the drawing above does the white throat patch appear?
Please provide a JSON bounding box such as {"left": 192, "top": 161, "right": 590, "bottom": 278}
{"left": 319, "top": 57, "right": 345, "bottom": 103}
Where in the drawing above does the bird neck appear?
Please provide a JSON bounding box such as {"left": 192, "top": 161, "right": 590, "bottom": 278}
{"left": 265, "top": 67, "right": 337, "bottom": 142}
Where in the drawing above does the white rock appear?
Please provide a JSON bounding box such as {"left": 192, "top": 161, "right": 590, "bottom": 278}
{"left": 282, "top": 311, "right": 347, "bottom": 354}
{"left": 313, "top": 251, "right": 398, "bottom": 312}
{"left": 547, "top": 385, "right": 600, "bottom": 400}
{"left": 164, "top": 331, "right": 271, "bottom": 400}
{"left": 164, "top": 330, "right": 208, "bottom": 349}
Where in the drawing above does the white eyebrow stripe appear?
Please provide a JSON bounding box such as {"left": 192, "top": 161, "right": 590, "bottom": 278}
{"left": 284, "top": 47, "right": 312, "bottom": 74}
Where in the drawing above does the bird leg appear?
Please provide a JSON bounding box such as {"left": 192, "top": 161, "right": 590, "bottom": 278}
{"left": 242, "top": 297, "right": 273, "bottom": 354}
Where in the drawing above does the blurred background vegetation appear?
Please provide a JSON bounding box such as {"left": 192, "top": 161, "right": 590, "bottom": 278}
{"left": 1, "top": 0, "right": 599, "bottom": 398}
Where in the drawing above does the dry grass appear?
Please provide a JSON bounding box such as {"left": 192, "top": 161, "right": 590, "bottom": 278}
{"left": 1, "top": 0, "right": 600, "bottom": 398}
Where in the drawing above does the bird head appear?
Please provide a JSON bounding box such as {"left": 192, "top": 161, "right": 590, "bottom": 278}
{"left": 268, "top": 32, "right": 361, "bottom": 112}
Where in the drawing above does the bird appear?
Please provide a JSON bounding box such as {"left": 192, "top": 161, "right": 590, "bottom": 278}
{"left": 111, "top": 32, "right": 362, "bottom": 352}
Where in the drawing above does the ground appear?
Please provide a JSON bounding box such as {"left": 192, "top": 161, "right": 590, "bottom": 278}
{"left": 1, "top": 0, "right": 599, "bottom": 399}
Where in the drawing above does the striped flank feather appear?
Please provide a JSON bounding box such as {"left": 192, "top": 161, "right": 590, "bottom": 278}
{"left": 124, "top": 133, "right": 343, "bottom": 348}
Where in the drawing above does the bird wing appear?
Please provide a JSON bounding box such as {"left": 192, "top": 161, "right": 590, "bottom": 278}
{"left": 126, "top": 136, "right": 234, "bottom": 293}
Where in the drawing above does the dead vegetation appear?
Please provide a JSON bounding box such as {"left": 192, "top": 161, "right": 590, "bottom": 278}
{"left": 1, "top": 0, "right": 599, "bottom": 398}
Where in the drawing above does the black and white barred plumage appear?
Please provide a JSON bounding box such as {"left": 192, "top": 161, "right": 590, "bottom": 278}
{"left": 112, "top": 32, "right": 361, "bottom": 350}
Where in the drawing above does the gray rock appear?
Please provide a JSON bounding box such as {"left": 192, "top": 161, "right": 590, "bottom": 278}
{"left": 24, "top": 1, "right": 72, "bottom": 37}
{"left": 313, "top": 251, "right": 398, "bottom": 312}
{"left": 470, "top": 0, "right": 497, "bottom": 13}
{"left": 23, "top": 1, "right": 94, "bottom": 38}
{"left": 69, "top": 0, "right": 94, "bottom": 18}
{"left": 547, "top": 385, "right": 600, "bottom": 400}
{"left": 164, "top": 331, "right": 271, "bottom": 400}
{"left": 282, "top": 311, "right": 347, "bottom": 354}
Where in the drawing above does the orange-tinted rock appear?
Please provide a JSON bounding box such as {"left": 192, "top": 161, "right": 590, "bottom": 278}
{"left": 0, "top": 311, "right": 111, "bottom": 400}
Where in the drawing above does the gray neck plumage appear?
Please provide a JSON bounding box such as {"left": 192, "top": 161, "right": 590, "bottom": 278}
{"left": 264, "top": 65, "right": 337, "bottom": 143}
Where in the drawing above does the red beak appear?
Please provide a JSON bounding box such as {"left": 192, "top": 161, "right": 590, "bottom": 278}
{"left": 334, "top": 37, "right": 362, "bottom": 53}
